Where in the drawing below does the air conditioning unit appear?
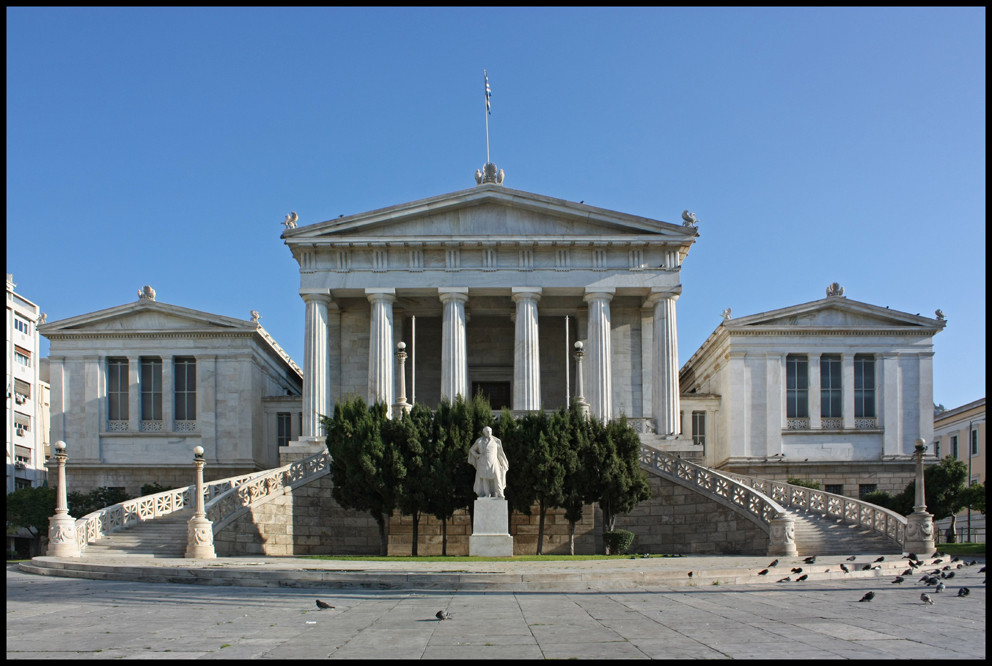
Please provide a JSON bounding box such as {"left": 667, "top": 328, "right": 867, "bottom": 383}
{"left": 15, "top": 395, "right": 26, "bottom": 404}
{"left": 14, "top": 461, "right": 26, "bottom": 470}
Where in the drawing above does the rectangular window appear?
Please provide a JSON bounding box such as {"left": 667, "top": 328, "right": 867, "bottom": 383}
{"left": 859, "top": 484, "right": 877, "bottom": 499}
{"left": 786, "top": 355, "right": 809, "bottom": 418}
{"left": 951, "top": 435, "right": 958, "bottom": 459}
{"left": 14, "top": 317, "right": 30, "bottom": 334}
{"left": 935, "top": 441, "right": 941, "bottom": 458}
{"left": 825, "top": 484, "right": 844, "bottom": 495}
{"left": 174, "top": 357, "right": 197, "bottom": 420}
{"left": 107, "top": 358, "right": 129, "bottom": 421}
{"left": 277, "top": 412, "right": 292, "bottom": 447}
{"left": 140, "top": 357, "right": 163, "bottom": 421}
{"left": 691, "top": 411, "right": 706, "bottom": 449}
{"left": 971, "top": 430, "right": 979, "bottom": 456}
{"left": 14, "top": 349, "right": 31, "bottom": 367}
{"left": 820, "top": 355, "right": 842, "bottom": 419}
{"left": 853, "top": 355, "right": 876, "bottom": 418}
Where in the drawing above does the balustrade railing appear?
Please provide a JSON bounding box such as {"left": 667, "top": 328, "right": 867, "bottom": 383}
{"left": 205, "top": 450, "right": 331, "bottom": 533}
{"left": 721, "top": 471, "right": 906, "bottom": 546}
{"left": 73, "top": 468, "right": 272, "bottom": 553}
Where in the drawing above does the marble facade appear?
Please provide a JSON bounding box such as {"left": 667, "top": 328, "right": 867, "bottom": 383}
{"left": 283, "top": 180, "right": 698, "bottom": 438}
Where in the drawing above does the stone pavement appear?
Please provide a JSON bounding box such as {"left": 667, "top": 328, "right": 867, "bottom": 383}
{"left": 7, "top": 556, "right": 985, "bottom": 660}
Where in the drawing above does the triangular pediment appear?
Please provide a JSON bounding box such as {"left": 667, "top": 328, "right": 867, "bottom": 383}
{"left": 40, "top": 300, "right": 252, "bottom": 334}
{"left": 283, "top": 185, "right": 696, "bottom": 243}
{"left": 726, "top": 297, "right": 944, "bottom": 331}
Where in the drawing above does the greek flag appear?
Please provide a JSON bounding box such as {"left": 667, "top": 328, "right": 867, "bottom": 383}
{"left": 484, "top": 70, "right": 491, "bottom": 115}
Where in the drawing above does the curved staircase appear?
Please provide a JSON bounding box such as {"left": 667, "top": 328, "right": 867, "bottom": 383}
{"left": 789, "top": 509, "right": 902, "bottom": 555}
{"left": 82, "top": 508, "right": 192, "bottom": 558}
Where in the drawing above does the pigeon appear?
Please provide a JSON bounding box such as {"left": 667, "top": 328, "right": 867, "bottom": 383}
{"left": 791, "top": 567, "right": 803, "bottom": 574}
{"left": 435, "top": 610, "right": 451, "bottom": 621}
{"left": 803, "top": 555, "right": 817, "bottom": 564}
{"left": 932, "top": 559, "right": 943, "bottom": 565}
{"left": 858, "top": 591, "right": 875, "bottom": 602}
{"left": 935, "top": 582, "right": 946, "bottom": 593}
{"left": 688, "top": 571, "right": 693, "bottom": 578}
{"left": 758, "top": 569, "right": 769, "bottom": 576}
{"left": 951, "top": 556, "right": 961, "bottom": 562}
{"left": 968, "top": 560, "right": 977, "bottom": 566}
{"left": 846, "top": 555, "right": 857, "bottom": 561}
{"left": 796, "top": 574, "right": 808, "bottom": 582}
{"left": 315, "top": 600, "right": 334, "bottom": 610}
{"left": 840, "top": 564, "right": 851, "bottom": 574}
{"left": 768, "top": 559, "right": 779, "bottom": 568}
{"left": 921, "top": 593, "right": 934, "bottom": 605}
{"left": 942, "top": 571, "right": 956, "bottom": 579}
{"left": 642, "top": 553, "right": 651, "bottom": 558}
{"left": 871, "top": 565, "right": 882, "bottom": 571}
{"left": 979, "top": 566, "right": 986, "bottom": 573}
{"left": 901, "top": 569, "right": 913, "bottom": 576}
{"left": 777, "top": 576, "right": 791, "bottom": 582}
{"left": 957, "top": 587, "right": 970, "bottom": 597}
{"left": 906, "top": 552, "right": 918, "bottom": 560}
{"left": 874, "top": 556, "right": 885, "bottom": 563}
{"left": 891, "top": 576, "right": 905, "bottom": 584}
{"left": 862, "top": 564, "right": 872, "bottom": 571}
{"left": 956, "top": 564, "right": 964, "bottom": 569}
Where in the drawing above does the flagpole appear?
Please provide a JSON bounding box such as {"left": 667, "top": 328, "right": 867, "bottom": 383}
{"left": 484, "top": 69, "right": 491, "bottom": 164}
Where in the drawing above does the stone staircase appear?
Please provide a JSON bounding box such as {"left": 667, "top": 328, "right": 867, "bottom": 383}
{"left": 83, "top": 508, "right": 193, "bottom": 558}
{"left": 788, "top": 508, "right": 902, "bottom": 555}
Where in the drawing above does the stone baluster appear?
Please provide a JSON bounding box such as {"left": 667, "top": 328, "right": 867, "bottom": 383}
{"left": 439, "top": 288, "right": 469, "bottom": 402}
{"left": 512, "top": 287, "right": 542, "bottom": 411}
{"left": 584, "top": 289, "right": 614, "bottom": 421}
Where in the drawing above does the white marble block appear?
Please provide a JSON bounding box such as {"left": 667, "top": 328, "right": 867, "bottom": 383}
{"left": 470, "top": 497, "right": 513, "bottom": 557}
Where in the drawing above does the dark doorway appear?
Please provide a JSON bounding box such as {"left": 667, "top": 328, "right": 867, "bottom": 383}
{"left": 472, "top": 381, "right": 512, "bottom": 410}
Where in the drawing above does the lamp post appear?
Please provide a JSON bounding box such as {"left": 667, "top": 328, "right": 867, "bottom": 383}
{"left": 185, "top": 446, "right": 216, "bottom": 559}
{"left": 573, "top": 341, "right": 590, "bottom": 418}
{"left": 904, "top": 437, "right": 935, "bottom": 555}
{"left": 393, "top": 341, "right": 411, "bottom": 416}
{"left": 46, "top": 440, "right": 80, "bottom": 557}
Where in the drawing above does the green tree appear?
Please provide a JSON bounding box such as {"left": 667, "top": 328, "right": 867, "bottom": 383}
{"left": 592, "top": 416, "right": 651, "bottom": 538}
{"left": 323, "top": 396, "right": 401, "bottom": 555}
{"left": 558, "top": 404, "right": 593, "bottom": 555}
{"left": 864, "top": 457, "right": 977, "bottom": 523}
{"left": 6, "top": 485, "right": 57, "bottom": 553}
{"left": 67, "top": 486, "right": 132, "bottom": 518}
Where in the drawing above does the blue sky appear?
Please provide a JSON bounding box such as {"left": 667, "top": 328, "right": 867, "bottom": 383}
{"left": 7, "top": 7, "right": 985, "bottom": 411}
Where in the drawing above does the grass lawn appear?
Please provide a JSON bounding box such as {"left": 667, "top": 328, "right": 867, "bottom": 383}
{"left": 934, "top": 542, "right": 985, "bottom": 556}
{"left": 301, "top": 554, "right": 679, "bottom": 562}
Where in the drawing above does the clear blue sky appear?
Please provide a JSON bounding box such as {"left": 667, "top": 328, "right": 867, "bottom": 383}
{"left": 7, "top": 7, "right": 985, "bottom": 411}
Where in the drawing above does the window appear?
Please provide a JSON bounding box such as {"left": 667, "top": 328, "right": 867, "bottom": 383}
{"left": 859, "top": 484, "right": 877, "bottom": 499}
{"left": 950, "top": 435, "right": 958, "bottom": 459}
{"left": 14, "top": 350, "right": 31, "bottom": 367}
{"left": 820, "top": 355, "right": 842, "bottom": 419}
{"left": 691, "top": 411, "right": 706, "bottom": 449}
{"left": 174, "top": 357, "right": 197, "bottom": 420}
{"left": 935, "top": 441, "right": 941, "bottom": 458}
{"left": 971, "top": 429, "right": 979, "bottom": 456}
{"left": 140, "top": 357, "right": 163, "bottom": 421}
{"left": 786, "top": 355, "right": 809, "bottom": 418}
{"left": 853, "top": 355, "right": 875, "bottom": 418}
{"left": 107, "top": 358, "right": 129, "bottom": 421}
{"left": 825, "top": 484, "right": 844, "bottom": 495}
{"left": 277, "top": 412, "right": 292, "bottom": 447}
{"left": 14, "top": 317, "right": 30, "bottom": 334}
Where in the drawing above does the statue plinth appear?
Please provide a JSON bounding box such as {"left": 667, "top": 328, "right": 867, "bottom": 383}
{"left": 469, "top": 497, "right": 513, "bottom": 557}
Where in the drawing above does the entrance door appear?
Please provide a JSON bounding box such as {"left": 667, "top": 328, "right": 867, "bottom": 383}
{"left": 472, "top": 381, "right": 512, "bottom": 410}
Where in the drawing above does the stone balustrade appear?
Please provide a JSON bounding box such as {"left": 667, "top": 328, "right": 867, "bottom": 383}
{"left": 720, "top": 472, "right": 907, "bottom": 547}
{"left": 205, "top": 450, "right": 331, "bottom": 533}
{"left": 73, "top": 469, "right": 272, "bottom": 553}
{"left": 639, "top": 444, "right": 796, "bottom": 556}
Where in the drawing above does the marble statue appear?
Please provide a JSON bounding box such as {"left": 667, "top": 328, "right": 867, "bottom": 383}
{"left": 935, "top": 309, "right": 945, "bottom": 321}
{"left": 250, "top": 310, "right": 261, "bottom": 323}
{"left": 283, "top": 211, "right": 298, "bottom": 229}
{"left": 681, "top": 210, "right": 698, "bottom": 227}
{"left": 468, "top": 426, "right": 509, "bottom": 499}
{"left": 721, "top": 308, "right": 732, "bottom": 321}
{"left": 138, "top": 285, "right": 156, "bottom": 301}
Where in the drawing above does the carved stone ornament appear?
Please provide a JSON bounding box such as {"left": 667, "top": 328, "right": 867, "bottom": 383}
{"left": 192, "top": 526, "right": 213, "bottom": 546}
{"left": 479, "top": 162, "right": 503, "bottom": 185}
{"left": 282, "top": 211, "right": 298, "bottom": 229}
{"left": 138, "top": 285, "right": 156, "bottom": 301}
{"left": 935, "top": 309, "right": 945, "bottom": 321}
{"left": 825, "top": 282, "right": 845, "bottom": 297}
{"left": 721, "top": 308, "right": 732, "bottom": 321}
{"left": 681, "top": 210, "right": 698, "bottom": 227}
{"left": 49, "top": 523, "right": 74, "bottom": 544}
{"left": 250, "top": 310, "right": 261, "bottom": 323}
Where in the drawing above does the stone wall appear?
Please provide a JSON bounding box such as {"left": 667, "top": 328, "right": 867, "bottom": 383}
{"left": 722, "top": 461, "right": 917, "bottom": 498}
{"left": 614, "top": 475, "right": 769, "bottom": 555}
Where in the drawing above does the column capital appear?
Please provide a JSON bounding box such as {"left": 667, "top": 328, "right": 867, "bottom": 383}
{"left": 511, "top": 286, "right": 542, "bottom": 303}
{"left": 299, "top": 288, "right": 332, "bottom": 303}
{"left": 584, "top": 287, "right": 615, "bottom": 303}
{"left": 366, "top": 287, "right": 396, "bottom": 304}
{"left": 439, "top": 287, "right": 469, "bottom": 304}
{"left": 643, "top": 287, "right": 681, "bottom": 307}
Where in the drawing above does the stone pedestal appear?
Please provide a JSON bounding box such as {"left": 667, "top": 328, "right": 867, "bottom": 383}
{"left": 469, "top": 498, "right": 513, "bottom": 557}
{"left": 904, "top": 510, "right": 936, "bottom": 556}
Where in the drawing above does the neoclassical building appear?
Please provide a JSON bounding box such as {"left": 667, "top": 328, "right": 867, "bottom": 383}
{"left": 39, "top": 288, "right": 303, "bottom": 494}
{"left": 679, "top": 284, "right": 946, "bottom": 497}
{"left": 282, "top": 172, "right": 699, "bottom": 444}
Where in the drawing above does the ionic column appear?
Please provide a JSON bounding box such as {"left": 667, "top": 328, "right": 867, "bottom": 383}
{"left": 127, "top": 354, "right": 140, "bottom": 433}
{"left": 648, "top": 290, "right": 681, "bottom": 436}
{"left": 809, "top": 353, "right": 821, "bottom": 430}
{"left": 512, "top": 287, "right": 542, "bottom": 411}
{"left": 367, "top": 289, "right": 396, "bottom": 415}
{"left": 300, "top": 289, "right": 331, "bottom": 439}
{"left": 439, "top": 288, "right": 469, "bottom": 402}
{"left": 584, "top": 289, "right": 614, "bottom": 421}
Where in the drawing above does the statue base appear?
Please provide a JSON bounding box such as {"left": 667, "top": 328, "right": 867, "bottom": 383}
{"left": 185, "top": 516, "right": 217, "bottom": 559}
{"left": 46, "top": 513, "right": 81, "bottom": 557}
{"left": 904, "top": 510, "right": 936, "bottom": 556}
{"left": 469, "top": 497, "right": 513, "bottom": 557}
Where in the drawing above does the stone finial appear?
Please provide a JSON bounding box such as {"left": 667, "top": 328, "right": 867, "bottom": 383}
{"left": 477, "top": 162, "right": 504, "bottom": 185}
{"left": 282, "top": 211, "right": 298, "bottom": 229}
{"left": 250, "top": 310, "right": 261, "bottom": 323}
{"left": 138, "top": 285, "right": 156, "bottom": 301}
{"left": 681, "top": 210, "right": 698, "bottom": 228}
{"left": 721, "top": 308, "right": 732, "bottom": 321}
{"left": 935, "top": 309, "right": 945, "bottom": 321}
{"left": 825, "top": 282, "right": 845, "bottom": 297}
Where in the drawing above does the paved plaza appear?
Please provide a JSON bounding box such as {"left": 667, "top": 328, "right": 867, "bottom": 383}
{"left": 6, "top": 557, "right": 985, "bottom": 660}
